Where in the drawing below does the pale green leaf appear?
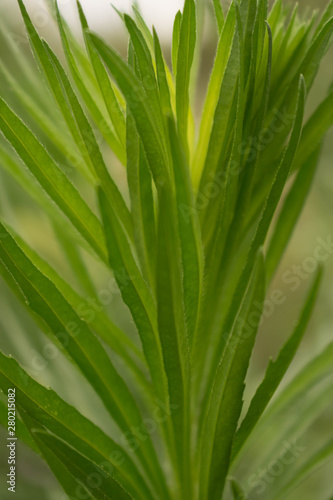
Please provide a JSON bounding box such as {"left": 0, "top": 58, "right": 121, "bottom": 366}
{"left": 232, "top": 268, "right": 323, "bottom": 462}
{"left": 0, "top": 96, "right": 106, "bottom": 261}
{"left": 176, "top": 0, "right": 196, "bottom": 154}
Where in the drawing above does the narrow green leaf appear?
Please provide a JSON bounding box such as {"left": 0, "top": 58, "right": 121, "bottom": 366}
{"left": 0, "top": 96, "right": 106, "bottom": 262}
{"left": 42, "top": 41, "right": 133, "bottom": 240}
{"left": 132, "top": 6, "right": 154, "bottom": 53}
{"left": 156, "top": 188, "right": 191, "bottom": 498}
{"left": 17, "top": 0, "right": 97, "bottom": 179}
{"left": 314, "top": 0, "right": 333, "bottom": 40}
{"left": 242, "top": 0, "right": 257, "bottom": 79}
{"left": 212, "top": 0, "right": 224, "bottom": 34}
{"left": 52, "top": 221, "right": 97, "bottom": 297}
{"left": 232, "top": 268, "right": 323, "bottom": 462}
{"left": 89, "top": 32, "right": 169, "bottom": 188}
{"left": 168, "top": 116, "right": 204, "bottom": 346}
{"left": 0, "top": 15, "right": 51, "bottom": 111}
{"left": 17, "top": 0, "right": 132, "bottom": 239}
{"left": 0, "top": 60, "right": 94, "bottom": 183}
{"left": 77, "top": 1, "right": 126, "bottom": 148}
{"left": 259, "top": 342, "right": 333, "bottom": 428}
{"left": 300, "top": 17, "right": 333, "bottom": 90}
{"left": 0, "top": 221, "right": 164, "bottom": 492}
{"left": 293, "top": 88, "right": 333, "bottom": 172}
{"left": 268, "top": 0, "right": 282, "bottom": 31}
{"left": 266, "top": 146, "right": 321, "bottom": 282}
{"left": 124, "top": 15, "right": 165, "bottom": 136}
{"left": 126, "top": 105, "right": 157, "bottom": 290}
{"left": 274, "top": 4, "right": 299, "bottom": 72}
{"left": 200, "top": 251, "right": 265, "bottom": 500}
{"left": 55, "top": 1, "right": 126, "bottom": 163}
{"left": 172, "top": 11, "right": 182, "bottom": 78}
{"left": 98, "top": 190, "right": 170, "bottom": 500}
{"left": 244, "top": 376, "right": 333, "bottom": 486}
{"left": 221, "top": 75, "right": 305, "bottom": 352}
{"left": 0, "top": 353, "right": 154, "bottom": 500}
{"left": 176, "top": 0, "right": 196, "bottom": 154}
{"left": 269, "top": 16, "right": 333, "bottom": 147}
{"left": 197, "top": 7, "right": 240, "bottom": 195}
{"left": 153, "top": 28, "right": 172, "bottom": 115}
{"left": 193, "top": 2, "right": 236, "bottom": 185}
{"left": 229, "top": 22, "right": 273, "bottom": 239}
{"left": 19, "top": 412, "right": 97, "bottom": 500}
{"left": 258, "top": 17, "right": 333, "bottom": 185}
{"left": 197, "top": 77, "right": 305, "bottom": 482}
{"left": 229, "top": 344, "right": 333, "bottom": 472}
{"left": 4, "top": 223, "right": 148, "bottom": 388}
{"left": 230, "top": 478, "right": 246, "bottom": 500}
{"left": 98, "top": 189, "right": 167, "bottom": 398}
{"left": 33, "top": 430, "right": 133, "bottom": 500}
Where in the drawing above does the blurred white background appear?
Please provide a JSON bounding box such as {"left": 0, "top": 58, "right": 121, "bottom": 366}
{"left": 0, "top": 0, "right": 185, "bottom": 39}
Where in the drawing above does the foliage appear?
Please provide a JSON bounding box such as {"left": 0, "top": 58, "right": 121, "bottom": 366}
{"left": 0, "top": 0, "right": 333, "bottom": 498}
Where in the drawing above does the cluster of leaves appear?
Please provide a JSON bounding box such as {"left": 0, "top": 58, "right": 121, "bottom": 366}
{"left": 0, "top": 0, "right": 333, "bottom": 498}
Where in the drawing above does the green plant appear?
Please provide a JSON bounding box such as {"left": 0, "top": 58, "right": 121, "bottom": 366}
{"left": 0, "top": 0, "right": 333, "bottom": 498}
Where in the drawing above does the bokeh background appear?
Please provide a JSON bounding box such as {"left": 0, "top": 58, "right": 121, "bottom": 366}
{"left": 0, "top": 0, "right": 332, "bottom": 499}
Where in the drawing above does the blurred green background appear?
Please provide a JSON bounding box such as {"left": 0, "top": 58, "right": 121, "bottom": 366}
{"left": 0, "top": 0, "right": 332, "bottom": 499}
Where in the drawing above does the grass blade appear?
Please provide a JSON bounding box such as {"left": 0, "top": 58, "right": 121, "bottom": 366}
{"left": 17, "top": 0, "right": 97, "bottom": 179}
{"left": 266, "top": 145, "right": 321, "bottom": 282}
{"left": 20, "top": 413, "right": 98, "bottom": 500}
{"left": 132, "top": 6, "right": 154, "bottom": 53}
{"left": 293, "top": 87, "right": 333, "bottom": 172}
{"left": 154, "top": 28, "right": 173, "bottom": 115}
{"left": 17, "top": 0, "right": 132, "bottom": 238}
{"left": 33, "top": 430, "right": 133, "bottom": 500}
{"left": 197, "top": 77, "right": 305, "bottom": 483}
{"left": 196, "top": 6, "right": 240, "bottom": 195}
{"left": 0, "top": 60, "right": 94, "bottom": 183}
{"left": 156, "top": 188, "right": 191, "bottom": 498}
{"left": 98, "top": 189, "right": 171, "bottom": 499}
{"left": 172, "top": 11, "right": 182, "bottom": 79}
{"left": 224, "top": 75, "right": 305, "bottom": 341}
{"left": 232, "top": 268, "right": 323, "bottom": 462}
{"left": 0, "top": 96, "right": 106, "bottom": 262}
{"left": 124, "top": 15, "right": 165, "bottom": 136}
{"left": 0, "top": 352, "right": 154, "bottom": 500}
{"left": 126, "top": 105, "right": 157, "bottom": 290}
{"left": 168, "top": 116, "right": 204, "bottom": 347}
{"left": 193, "top": 2, "right": 236, "bottom": 184}
{"left": 212, "top": 0, "right": 224, "bottom": 34}
{"left": 98, "top": 188, "right": 163, "bottom": 391}
{"left": 77, "top": 1, "right": 126, "bottom": 148}
{"left": 0, "top": 221, "right": 164, "bottom": 490}
{"left": 55, "top": 1, "right": 125, "bottom": 163}
{"left": 5, "top": 223, "right": 148, "bottom": 389}
{"left": 42, "top": 41, "right": 132, "bottom": 239}
{"left": 89, "top": 32, "right": 169, "bottom": 188}
{"left": 199, "top": 251, "right": 265, "bottom": 500}
{"left": 176, "top": 0, "right": 196, "bottom": 155}
{"left": 230, "top": 478, "right": 246, "bottom": 500}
